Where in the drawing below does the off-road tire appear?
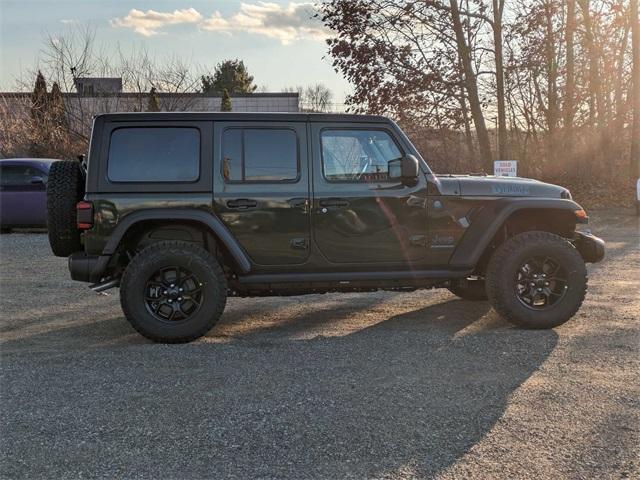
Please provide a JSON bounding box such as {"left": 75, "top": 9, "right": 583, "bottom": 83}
{"left": 448, "top": 280, "right": 488, "bottom": 301}
{"left": 120, "top": 241, "right": 227, "bottom": 343}
{"left": 46, "top": 160, "right": 85, "bottom": 257}
{"left": 486, "top": 231, "right": 587, "bottom": 329}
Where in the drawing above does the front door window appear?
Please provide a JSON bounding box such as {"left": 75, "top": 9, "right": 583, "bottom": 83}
{"left": 321, "top": 130, "right": 402, "bottom": 183}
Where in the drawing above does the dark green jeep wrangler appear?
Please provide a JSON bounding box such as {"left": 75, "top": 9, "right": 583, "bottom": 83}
{"left": 46, "top": 112, "right": 605, "bottom": 343}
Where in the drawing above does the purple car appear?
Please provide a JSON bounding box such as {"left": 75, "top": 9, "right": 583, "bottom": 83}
{"left": 0, "top": 158, "right": 58, "bottom": 232}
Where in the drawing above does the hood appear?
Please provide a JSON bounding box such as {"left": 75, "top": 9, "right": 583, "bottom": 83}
{"left": 435, "top": 174, "right": 570, "bottom": 198}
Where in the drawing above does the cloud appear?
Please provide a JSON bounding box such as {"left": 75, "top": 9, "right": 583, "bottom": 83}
{"left": 110, "top": 8, "right": 203, "bottom": 37}
{"left": 201, "top": 2, "right": 327, "bottom": 45}
{"left": 110, "top": 3, "right": 327, "bottom": 44}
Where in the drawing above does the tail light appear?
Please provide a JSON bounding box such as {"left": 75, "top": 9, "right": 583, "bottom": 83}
{"left": 76, "top": 200, "right": 93, "bottom": 230}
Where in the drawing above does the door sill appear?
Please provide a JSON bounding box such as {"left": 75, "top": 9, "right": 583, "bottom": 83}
{"left": 237, "top": 269, "right": 471, "bottom": 285}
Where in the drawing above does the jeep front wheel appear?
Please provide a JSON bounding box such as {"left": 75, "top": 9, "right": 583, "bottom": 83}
{"left": 120, "top": 241, "right": 227, "bottom": 343}
{"left": 485, "top": 231, "right": 587, "bottom": 329}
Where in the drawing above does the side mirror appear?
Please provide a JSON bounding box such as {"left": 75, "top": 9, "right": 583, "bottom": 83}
{"left": 29, "top": 176, "right": 45, "bottom": 185}
{"left": 388, "top": 155, "right": 419, "bottom": 184}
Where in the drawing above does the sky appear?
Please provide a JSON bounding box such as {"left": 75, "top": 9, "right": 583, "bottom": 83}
{"left": 0, "top": 0, "right": 352, "bottom": 102}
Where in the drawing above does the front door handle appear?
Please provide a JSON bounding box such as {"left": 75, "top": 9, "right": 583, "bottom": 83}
{"left": 319, "top": 198, "right": 350, "bottom": 208}
{"left": 227, "top": 199, "right": 258, "bottom": 209}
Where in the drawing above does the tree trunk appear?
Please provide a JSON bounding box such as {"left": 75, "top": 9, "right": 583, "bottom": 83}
{"left": 579, "top": 0, "right": 603, "bottom": 128}
{"left": 449, "top": 0, "right": 493, "bottom": 171}
{"left": 613, "top": 20, "right": 631, "bottom": 127}
{"left": 544, "top": 1, "right": 560, "bottom": 173}
{"left": 578, "top": 0, "right": 605, "bottom": 178}
{"left": 632, "top": 0, "right": 640, "bottom": 179}
{"left": 564, "top": 0, "right": 576, "bottom": 158}
{"left": 493, "top": 0, "right": 507, "bottom": 160}
{"left": 460, "top": 93, "right": 476, "bottom": 163}
{"left": 457, "top": 57, "right": 476, "bottom": 162}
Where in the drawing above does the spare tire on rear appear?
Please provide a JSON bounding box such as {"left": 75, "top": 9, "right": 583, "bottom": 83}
{"left": 46, "top": 160, "right": 85, "bottom": 257}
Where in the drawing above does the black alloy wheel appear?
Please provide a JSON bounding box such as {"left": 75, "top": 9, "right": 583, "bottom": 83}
{"left": 515, "top": 256, "right": 568, "bottom": 310}
{"left": 145, "top": 266, "right": 204, "bottom": 322}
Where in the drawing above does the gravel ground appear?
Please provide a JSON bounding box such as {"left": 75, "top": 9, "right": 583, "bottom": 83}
{"left": 0, "top": 210, "right": 638, "bottom": 479}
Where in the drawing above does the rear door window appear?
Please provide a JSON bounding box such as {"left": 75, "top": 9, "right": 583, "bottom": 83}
{"left": 222, "top": 128, "right": 298, "bottom": 182}
{"left": 107, "top": 127, "right": 200, "bottom": 182}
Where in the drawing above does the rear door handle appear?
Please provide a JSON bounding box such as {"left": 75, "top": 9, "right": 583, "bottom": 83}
{"left": 226, "top": 199, "right": 258, "bottom": 209}
{"left": 319, "top": 198, "right": 350, "bottom": 208}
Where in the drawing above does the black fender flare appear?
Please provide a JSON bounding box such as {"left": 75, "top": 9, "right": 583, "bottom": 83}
{"left": 448, "top": 198, "right": 586, "bottom": 269}
{"left": 102, "top": 209, "right": 252, "bottom": 273}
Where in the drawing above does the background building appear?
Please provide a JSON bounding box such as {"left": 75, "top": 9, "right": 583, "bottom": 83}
{"left": 0, "top": 77, "right": 300, "bottom": 158}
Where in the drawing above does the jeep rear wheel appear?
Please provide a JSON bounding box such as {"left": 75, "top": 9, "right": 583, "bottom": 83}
{"left": 46, "top": 160, "right": 85, "bottom": 257}
{"left": 448, "top": 279, "right": 488, "bottom": 301}
{"left": 486, "top": 231, "right": 587, "bottom": 329}
{"left": 120, "top": 241, "right": 227, "bottom": 343}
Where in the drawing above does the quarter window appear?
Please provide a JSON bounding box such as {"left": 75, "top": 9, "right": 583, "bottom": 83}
{"left": 222, "top": 129, "right": 298, "bottom": 182}
{"left": 107, "top": 127, "right": 200, "bottom": 183}
{"left": 321, "top": 129, "right": 402, "bottom": 182}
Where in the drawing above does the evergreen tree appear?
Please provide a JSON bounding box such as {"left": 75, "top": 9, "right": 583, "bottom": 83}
{"left": 147, "top": 87, "right": 161, "bottom": 112}
{"left": 221, "top": 89, "right": 232, "bottom": 111}
{"left": 29, "top": 71, "right": 49, "bottom": 156}
{"left": 201, "top": 59, "right": 256, "bottom": 94}
{"left": 49, "top": 81, "right": 67, "bottom": 128}
{"left": 30, "top": 70, "right": 48, "bottom": 125}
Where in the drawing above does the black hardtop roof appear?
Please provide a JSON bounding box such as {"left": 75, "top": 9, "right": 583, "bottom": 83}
{"left": 94, "top": 112, "right": 392, "bottom": 124}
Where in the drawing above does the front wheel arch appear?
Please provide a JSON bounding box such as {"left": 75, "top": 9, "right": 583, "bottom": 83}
{"left": 448, "top": 199, "right": 586, "bottom": 273}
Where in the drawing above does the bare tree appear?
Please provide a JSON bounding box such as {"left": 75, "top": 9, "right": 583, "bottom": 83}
{"left": 449, "top": 0, "right": 493, "bottom": 169}
{"left": 320, "top": 0, "right": 495, "bottom": 169}
{"left": 492, "top": 0, "right": 507, "bottom": 160}
{"left": 284, "top": 84, "right": 334, "bottom": 112}
{"left": 115, "top": 46, "right": 202, "bottom": 112}
{"left": 632, "top": 0, "right": 640, "bottom": 179}
{"left": 0, "top": 25, "right": 206, "bottom": 158}
{"left": 302, "top": 83, "right": 334, "bottom": 112}
{"left": 578, "top": 0, "right": 604, "bottom": 128}
{"left": 564, "top": 0, "right": 576, "bottom": 158}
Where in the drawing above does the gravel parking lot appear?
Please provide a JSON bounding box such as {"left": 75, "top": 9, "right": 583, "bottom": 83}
{"left": 1, "top": 210, "right": 638, "bottom": 479}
